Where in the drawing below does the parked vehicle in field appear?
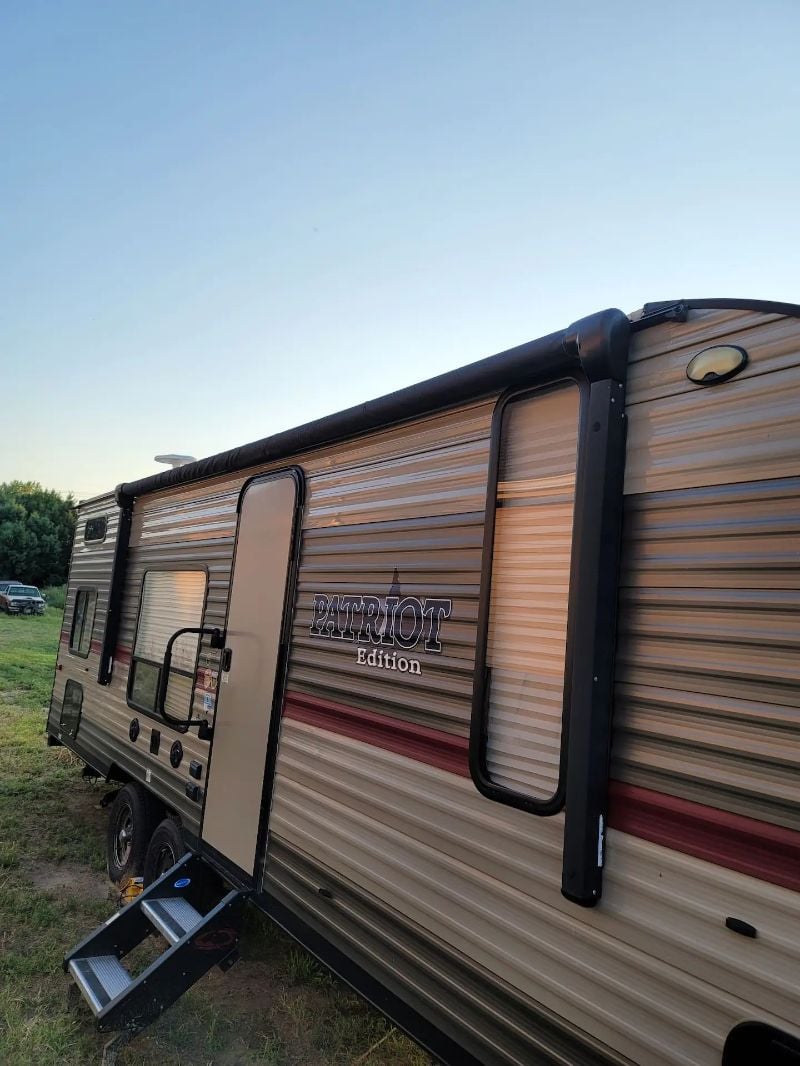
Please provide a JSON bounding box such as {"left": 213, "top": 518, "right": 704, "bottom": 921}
{"left": 1, "top": 584, "right": 45, "bottom": 614}
{"left": 48, "top": 297, "right": 800, "bottom": 1066}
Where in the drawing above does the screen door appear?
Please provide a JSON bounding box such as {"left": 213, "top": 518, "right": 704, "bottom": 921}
{"left": 201, "top": 471, "right": 299, "bottom": 877}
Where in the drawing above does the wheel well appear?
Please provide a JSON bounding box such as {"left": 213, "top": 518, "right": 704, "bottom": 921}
{"left": 105, "top": 769, "right": 172, "bottom": 824}
{"left": 101, "top": 766, "right": 190, "bottom": 839}
{"left": 724, "top": 1023, "right": 800, "bottom": 1066}
{"left": 106, "top": 762, "right": 132, "bottom": 785}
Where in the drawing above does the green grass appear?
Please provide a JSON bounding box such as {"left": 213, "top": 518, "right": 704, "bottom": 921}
{"left": 42, "top": 585, "right": 66, "bottom": 611}
{"left": 0, "top": 609, "right": 431, "bottom": 1065}
{"left": 0, "top": 607, "right": 62, "bottom": 711}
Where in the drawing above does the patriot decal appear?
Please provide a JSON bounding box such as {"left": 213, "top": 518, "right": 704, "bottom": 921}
{"left": 310, "top": 571, "right": 452, "bottom": 676}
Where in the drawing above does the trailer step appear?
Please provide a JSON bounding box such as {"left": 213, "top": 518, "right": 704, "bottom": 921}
{"left": 68, "top": 955, "right": 132, "bottom": 1014}
{"left": 141, "top": 895, "right": 203, "bottom": 944}
{"left": 65, "top": 853, "right": 248, "bottom": 1042}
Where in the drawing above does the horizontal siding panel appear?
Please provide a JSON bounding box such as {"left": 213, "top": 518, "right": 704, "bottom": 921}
{"left": 60, "top": 495, "right": 120, "bottom": 648}
{"left": 305, "top": 400, "right": 493, "bottom": 475}
{"left": 628, "top": 311, "right": 799, "bottom": 401}
{"left": 288, "top": 514, "right": 483, "bottom": 735}
{"left": 625, "top": 310, "right": 800, "bottom": 494}
{"left": 266, "top": 839, "right": 619, "bottom": 1066}
{"left": 305, "top": 438, "right": 489, "bottom": 529}
{"left": 269, "top": 721, "right": 800, "bottom": 1066}
{"left": 618, "top": 306, "right": 800, "bottom": 832}
{"left": 614, "top": 479, "right": 800, "bottom": 828}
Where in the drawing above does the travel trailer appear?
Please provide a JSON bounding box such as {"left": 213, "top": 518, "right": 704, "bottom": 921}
{"left": 49, "top": 298, "right": 800, "bottom": 1065}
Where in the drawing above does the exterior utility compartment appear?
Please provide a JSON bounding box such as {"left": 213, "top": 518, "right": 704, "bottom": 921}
{"left": 50, "top": 299, "right": 800, "bottom": 1065}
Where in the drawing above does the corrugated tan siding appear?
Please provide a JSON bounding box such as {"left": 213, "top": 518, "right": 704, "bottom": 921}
{"left": 103, "top": 510, "right": 234, "bottom": 832}
{"left": 48, "top": 498, "right": 216, "bottom": 825}
{"left": 58, "top": 495, "right": 119, "bottom": 651}
{"left": 267, "top": 721, "right": 800, "bottom": 1066}
{"left": 49, "top": 494, "right": 119, "bottom": 736}
{"left": 267, "top": 838, "right": 619, "bottom": 1066}
{"left": 625, "top": 309, "right": 800, "bottom": 494}
{"left": 290, "top": 513, "right": 483, "bottom": 735}
{"left": 617, "top": 309, "right": 800, "bottom": 829}
{"left": 60, "top": 402, "right": 494, "bottom": 834}
{"left": 267, "top": 307, "right": 800, "bottom": 1065}
{"left": 306, "top": 437, "right": 488, "bottom": 528}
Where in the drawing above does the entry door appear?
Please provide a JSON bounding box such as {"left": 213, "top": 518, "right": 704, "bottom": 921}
{"left": 201, "top": 472, "right": 300, "bottom": 878}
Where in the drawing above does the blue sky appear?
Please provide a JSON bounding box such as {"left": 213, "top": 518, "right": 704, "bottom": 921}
{"left": 2, "top": 1, "right": 798, "bottom": 500}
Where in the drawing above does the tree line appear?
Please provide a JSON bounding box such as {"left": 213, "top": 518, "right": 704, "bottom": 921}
{"left": 0, "top": 482, "right": 76, "bottom": 588}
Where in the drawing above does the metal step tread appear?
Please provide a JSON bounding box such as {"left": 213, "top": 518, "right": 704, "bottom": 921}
{"left": 142, "top": 896, "right": 203, "bottom": 944}
{"left": 68, "top": 954, "right": 132, "bottom": 1014}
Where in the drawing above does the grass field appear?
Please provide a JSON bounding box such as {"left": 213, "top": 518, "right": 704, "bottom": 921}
{"left": 0, "top": 609, "right": 430, "bottom": 1066}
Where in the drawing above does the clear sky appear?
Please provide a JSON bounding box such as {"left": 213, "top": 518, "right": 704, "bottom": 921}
{"left": 2, "top": 1, "right": 798, "bottom": 501}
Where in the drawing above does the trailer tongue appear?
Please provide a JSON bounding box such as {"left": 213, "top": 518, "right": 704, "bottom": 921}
{"left": 65, "top": 854, "right": 247, "bottom": 1063}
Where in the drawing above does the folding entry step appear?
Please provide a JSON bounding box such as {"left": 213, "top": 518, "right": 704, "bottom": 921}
{"left": 65, "top": 853, "right": 248, "bottom": 1055}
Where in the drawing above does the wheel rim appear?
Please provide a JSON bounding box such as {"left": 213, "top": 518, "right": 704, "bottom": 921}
{"left": 113, "top": 805, "right": 134, "bottom": 868}
{"left": 154, "top": 842, "right": 176, "bottom": 876}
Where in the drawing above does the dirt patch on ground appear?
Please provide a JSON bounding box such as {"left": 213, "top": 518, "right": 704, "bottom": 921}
{"left": 205, "top": 961, "right": 327, "bottom": 1062}
{"left": 29, "top": 860, "right": 115, "bottom": 903}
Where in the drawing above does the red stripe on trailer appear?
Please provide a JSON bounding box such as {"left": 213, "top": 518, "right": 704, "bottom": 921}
{"left": 283, "top": 689, "right": 800, "bottom": 893}
{"left": 608, "top": 781, "right": 800, "bottom": 893}
{"left": 283, "top": 691, "right": 470, "bottom": 778}
{"left": 59, "top": 636, "right": 109, "bottom": 657}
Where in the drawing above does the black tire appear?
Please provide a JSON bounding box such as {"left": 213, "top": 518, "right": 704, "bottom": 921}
{"left": 106, "top": 783, "right": 160, "bottom": 883}
{"left": 143, "top": 817, "right": 186, "bottom": 886}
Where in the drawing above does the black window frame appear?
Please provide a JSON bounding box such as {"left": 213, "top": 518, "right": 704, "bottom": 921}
{"left": 468, "top": 309, "right": 630, "bottom": 906}
{"left": 84, "top": 516, "right": 108, "bottom": 543}
{"left": 470, "top": 377, "right": 585, "bottom": 817}
{"left": 60, "top": 679, "right": 84, "bottom": 739}
{"left": 69, "top": 587, "right": 98, "bottom": 659}
{"left": 126, "top": 565, "right": 209, "bottom": 723}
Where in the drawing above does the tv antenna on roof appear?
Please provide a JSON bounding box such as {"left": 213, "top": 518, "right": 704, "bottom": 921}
{"left": 154, "top": 454, "right": 196, "bottom": 469}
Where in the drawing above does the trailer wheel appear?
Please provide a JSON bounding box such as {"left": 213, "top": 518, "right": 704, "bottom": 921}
{"left": 143, "top": 817, "right": 186, "bottom": 886}
{"left": 106, "top": 783, "right": 159, "bottom": 883}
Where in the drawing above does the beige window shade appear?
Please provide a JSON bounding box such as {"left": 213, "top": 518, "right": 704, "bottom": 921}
{"left": 134, "top": 570, "right": 207, "bottom": 672}
{"left": 485, "top": 383, "right": 579, "bottom": 801}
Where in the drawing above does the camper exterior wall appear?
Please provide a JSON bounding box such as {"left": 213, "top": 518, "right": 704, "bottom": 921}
{"left": 48, "top": 305, "right": 800, "bottom": 1065}
{"left": 262, "top": 308, "right": 800, "bottom": 1064}
{"left": 50, "top": 400, "right": 497, "bottom": 837}
{"left": 617, "top": 308, "right": 800, "bottom": 840}
{"left": 48, "top": 494, "right": 120, "bottom": 749}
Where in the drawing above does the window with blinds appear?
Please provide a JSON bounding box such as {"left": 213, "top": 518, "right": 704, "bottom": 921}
{"left": 128, "top": 570, "right": 207, "bottom": 716}
{"left": 483, "top": 383, "right": 580, "bottom": 803}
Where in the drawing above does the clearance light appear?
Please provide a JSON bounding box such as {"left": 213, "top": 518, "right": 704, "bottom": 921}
{"left": 686, "top": 345, "right": 748, "bottom": 386}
